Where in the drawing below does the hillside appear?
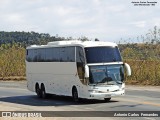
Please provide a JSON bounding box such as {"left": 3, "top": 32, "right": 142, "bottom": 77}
{"left": 0, "top": 31, "right": 64, "bottom": 47}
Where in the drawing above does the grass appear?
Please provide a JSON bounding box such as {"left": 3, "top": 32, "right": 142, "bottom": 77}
{"left": 125, "top": 60, "right": 160, "bottom": 85}
{"left": 0, "top": 76, "right": 26, "bottom": 81}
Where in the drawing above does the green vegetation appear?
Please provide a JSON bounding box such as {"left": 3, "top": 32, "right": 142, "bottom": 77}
{"left": 0, "top": 44, "right": 25, "bottom": 80}
{"left": 119, "top": 44, "right": 160, "bottom": 85}
{"left": 0, "top": 27, "right": 160, "bottom": 85}
{"left": 0, "top": 31, "right": 64, "bottom": 47}
{"left": 125, "top": 60, "right": 160, "bottom": 85}
{"left": 118, "top": 26, "right": 160, "bottom": 85}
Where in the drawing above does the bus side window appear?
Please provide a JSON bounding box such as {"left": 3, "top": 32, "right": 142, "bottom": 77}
{"left": 76, "top": 46, "right": 85, "bottom": 83}
{"left": 26, "top": 50, "right": 28, "bottom": 55}
{"left": 59, "top": 47, "right": 75, "bottom": 62}
{"left": 33, "top": 49, "right": 37, "bottom": 62}
{"left": 66, "top": 47, "right": 75, "bottom": 62}
{"left": 37, "top": 48, "right": 46, "bottom": 62}
{"left": 26, "top": 49, "right": 35, "bottom": 62}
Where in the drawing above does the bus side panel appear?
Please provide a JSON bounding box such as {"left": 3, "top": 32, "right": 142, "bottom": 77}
{"left": 26, "top": 62, "right": 83, "bottom": 96}
{"left": 26, "top": 73, "right": 35, "bottom": 92}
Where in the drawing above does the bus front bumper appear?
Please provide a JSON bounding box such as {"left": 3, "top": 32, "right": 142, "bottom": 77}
{"left": 88, "top": 90, "right": 125, "bottom": 99}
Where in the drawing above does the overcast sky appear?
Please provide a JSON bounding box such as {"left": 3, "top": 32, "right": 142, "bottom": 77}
{"left": 0, "top": 0, "right": 159, "bottom": 43}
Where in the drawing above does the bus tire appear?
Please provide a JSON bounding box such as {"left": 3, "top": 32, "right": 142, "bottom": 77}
{"left": 41, "top": 84, "right": 47, "bottom": 99}
{"left": 35, "top": 84, "right": 42, "bottom": 98}
{"left": 104, "top": 97, "right": 111, "bottom": 102}
{"left": 72, "top": 87, "right": 79, "bottom": 102}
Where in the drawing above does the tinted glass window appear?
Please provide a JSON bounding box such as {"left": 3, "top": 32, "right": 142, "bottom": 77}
{"left": 26, "top": 49, "right": 37, "bottom": 62}
{"left": 89, "top": 64, "right": 124, "bottom": 84}
{"left": 33, "top": 49, "right": 37, "bottom": 62}
{"left": 85, "top": 47, "right": 122, "bottom": 63}
{"left": 76, "top": 46, "right": 85, "bottom": 63}
{"left": 59, "top": 47, "right": 75, "bottom": 62}
{"left": 46, "top": 47, "right": 60, "bottom": 62}
{"left": 26, "top": 47, "right": 75, "bottom": 62}
{"left": 37, "top": 48, "right": 45, "bottom": 62}
{"left": 76, "top": 46, "right": 85, "bottom": 80}
{"left": 26, "top": 49, "right": 34, "bottom": 62}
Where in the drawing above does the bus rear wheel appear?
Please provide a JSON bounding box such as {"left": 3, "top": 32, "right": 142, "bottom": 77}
{"left": 72, "top": 88, "right": 79, "bottom": 102}
{"left": 35, "top": 84, "right": 42, "bottom": 98}
{"left": 41, "top": 84, "right": 47, "bottom": 99}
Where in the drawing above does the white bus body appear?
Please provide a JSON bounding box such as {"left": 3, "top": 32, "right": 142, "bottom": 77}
{"left": 26, "top": 40, "right": 131, "bottom": 101}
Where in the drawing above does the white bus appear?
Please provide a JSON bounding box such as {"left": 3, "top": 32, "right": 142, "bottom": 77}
{"left": 26, "top": 40, "right": 131, "bottom": 102}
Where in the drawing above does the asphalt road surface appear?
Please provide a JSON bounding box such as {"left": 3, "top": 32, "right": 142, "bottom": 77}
{"left": 0, "top": 81, "right": 159, "bottom": 120}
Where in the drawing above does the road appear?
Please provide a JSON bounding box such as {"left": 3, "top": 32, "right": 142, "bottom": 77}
{"left": 0, "top": 81, "right": 159, "bottom": 120}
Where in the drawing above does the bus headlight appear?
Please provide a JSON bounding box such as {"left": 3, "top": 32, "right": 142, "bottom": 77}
{"left": 119, "top": 87, "right": 125, "bottom": 91}
{"left": 88, "top": 90, "right": 104, "bottom": 93}
{"left": 88, "top": 90, "right": 96, "bottom": 93}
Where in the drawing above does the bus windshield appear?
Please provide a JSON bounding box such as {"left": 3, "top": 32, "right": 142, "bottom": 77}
{"left": 89, "top": 65, "right": 124, "bottom": 85}
{"left": 85, "top": 46, "right": 122, "bottom": 63}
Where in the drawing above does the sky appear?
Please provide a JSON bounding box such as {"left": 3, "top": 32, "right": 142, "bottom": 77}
{"left": 0, "top": 0, "right": 159, "bottom": 43}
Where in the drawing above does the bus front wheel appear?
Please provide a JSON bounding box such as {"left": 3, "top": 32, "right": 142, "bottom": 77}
{"left": 104, "top": 97, "right": 111, "bottom": 102}
{"left": 72, "top": 87, "right": 79, "bottom": 102}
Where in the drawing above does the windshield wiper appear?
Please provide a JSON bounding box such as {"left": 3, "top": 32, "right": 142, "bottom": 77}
{"left": 99, "top": 77, "right": 112, "bottom": 83}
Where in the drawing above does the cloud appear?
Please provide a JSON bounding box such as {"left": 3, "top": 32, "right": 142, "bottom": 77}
{"left": 6, "top": 13, "right": 24, "bottom": 23}
{"left": 0, "top": 0, "right": 159, "bottom": 42}
{"left": 152, "top": 18, "right": 160, "bottom": 26}
{"left": 129, "top": 21, "right": 147, "bottom": 28}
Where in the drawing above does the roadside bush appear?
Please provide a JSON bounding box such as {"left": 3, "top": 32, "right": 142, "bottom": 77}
{"left": 125, "top": 60, "right": 160, "bottom": 85}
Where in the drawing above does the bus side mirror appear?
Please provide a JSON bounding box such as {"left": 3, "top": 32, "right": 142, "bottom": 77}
{"left": 85, "top": 65, "right": 89, "bottom": 78}
{"left": 124, "top": 63, "right": 131, "bottom": 76}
